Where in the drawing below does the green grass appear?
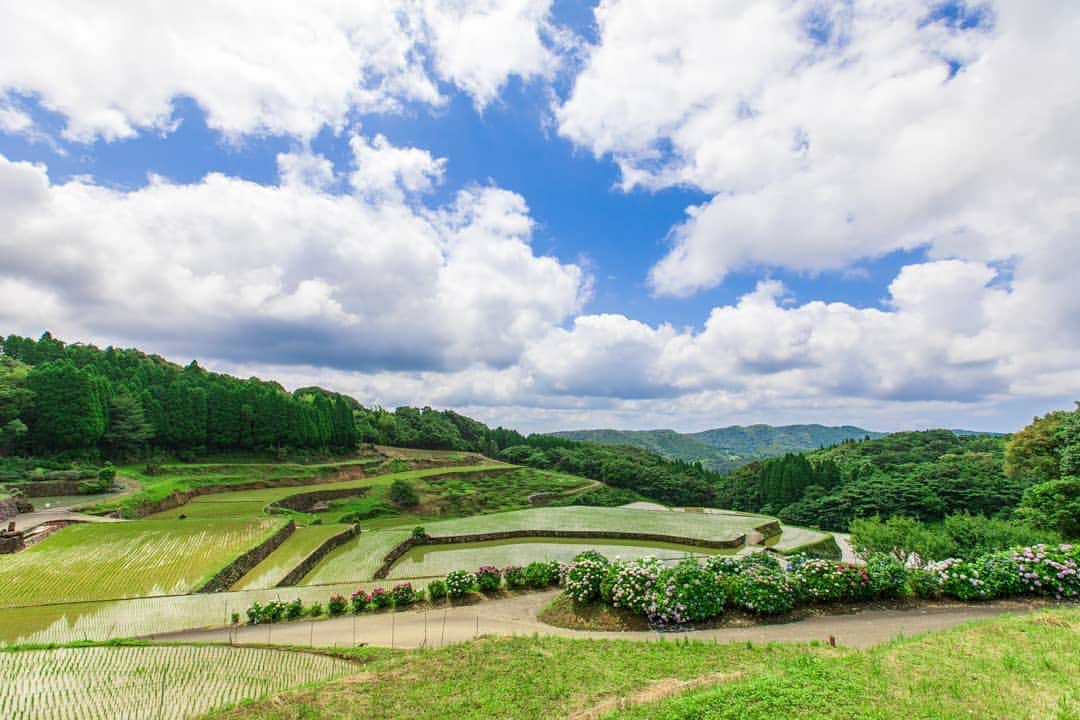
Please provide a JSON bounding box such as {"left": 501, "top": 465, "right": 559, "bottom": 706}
{"left": 0, "top": 518, "right": 287, "bottom": 607}
{"left": 310, "top": 467, "right": 593, "bottom": 526}
{"left": 609, "top": 609, "right": 1080, "bottom": 720}
{"left": 0, "top": 644, "right": 358, "bottom": 720}
{"left": 415, "top": 505, "right": 772, "bottom": 542}
{"left": 142, "top": 463, "right": 509, "bottom": 521}
{"left": 197, "top": 608, "right": 1079, "bottom": 720}
{"left": 92, "top": 453, "right": 388, "bottom": 517}
{"left": 231, "top": 524, "right": 353, "bottom": 591}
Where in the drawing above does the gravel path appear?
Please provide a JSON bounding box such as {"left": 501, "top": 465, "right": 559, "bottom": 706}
{"left": 153, "top": 589, "right": 1050, "bottom": 650}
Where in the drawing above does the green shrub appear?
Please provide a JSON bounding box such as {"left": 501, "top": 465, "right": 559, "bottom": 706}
{"left": 910, "top": 568, "right": 942, "bottom": 598}
{"left": 390, "top": 479, "right": 420, "bottom": 507}
{"left": 974, "top": 552, "right": 1023, "bottom": 598}
{"left": 350, "top": 589, "right": 370, "bottom": 612}
{"left": 285, "top": 599, "right": 304, "bottom": 620}
{"left": 308, "top": 601, "right": 323, "bottom": 617}
{"left": 412, "top": 525, "right": 427, "bottom": 539}
{"left": 524, "top": 561, "right": 555, "bottom": 588}
{"left": 426, "top": 579, "right": 447, "bottom": 600}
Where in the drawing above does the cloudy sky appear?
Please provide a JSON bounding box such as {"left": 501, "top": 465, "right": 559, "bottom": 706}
{"left": 1, "top": 0, "right": 1077, "bottom": 434}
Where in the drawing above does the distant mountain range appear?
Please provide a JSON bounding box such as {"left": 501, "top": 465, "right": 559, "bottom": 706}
{"left": 548, "top": 425, "right": 888, "bottom": 473}
{"left": 549, "top": 424, "right": 1007, "bottom": 473}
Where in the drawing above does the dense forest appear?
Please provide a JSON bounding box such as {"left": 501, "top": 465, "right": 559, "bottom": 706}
{"left": 717, "top": 414, "right": 1080, "bottom": 540}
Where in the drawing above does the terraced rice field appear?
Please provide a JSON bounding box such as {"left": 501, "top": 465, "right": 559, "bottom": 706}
{"left": 232, "top": 524, "right": 353, "bottom": 590}
{"left": 765, "top": 524, "right": 837, "bottom": 554}
{"left": 0, "top": 580, "right": 406, "bottom": 646}
{"left": 299, "top": 529, "right": 414, "bottom": 586}
{"left": 415, "top": 506, "right": 772, "bottom": 542}
{"left": 0, "top": 518, "right": 287, "bottom": 608}
{"left": 0, "top": 645, "right": 357, "bottom": 719}
{"left": 386, "top": 537, "right": 728, "bottom": 578}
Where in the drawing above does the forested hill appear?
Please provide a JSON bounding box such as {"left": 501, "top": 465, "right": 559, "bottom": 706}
{"left": 0, "top": 332, "right": 720, "bottom": 507}
{"left": 550, "top": 424, "right": 884, "bottom": 472}
{"left": 715, "top": 429, "right": 1025, "bottom": 531}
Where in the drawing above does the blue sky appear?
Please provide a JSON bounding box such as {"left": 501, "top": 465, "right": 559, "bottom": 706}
{"left": 0, "top": 0, "right": 1077, "bottom": 433}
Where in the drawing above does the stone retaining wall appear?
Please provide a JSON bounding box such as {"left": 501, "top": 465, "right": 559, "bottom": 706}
{"left": 373, "top": 529, "right": 748, "bottom": 580}
{"left": 3, "top": 480, "right": 84, "bottom": 497}
{"left": 754, "top": 520, "right": 782, "bottom": 539}
{"left": 197, "top": 520, "right": 296, "bottom": 593}
{"left": 276, "top": 525, "right": 361, "bottom": 587}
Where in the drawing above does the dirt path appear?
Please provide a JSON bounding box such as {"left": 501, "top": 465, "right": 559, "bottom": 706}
{"left": 153, "top": 589, "right": 1050, "bottom": 650}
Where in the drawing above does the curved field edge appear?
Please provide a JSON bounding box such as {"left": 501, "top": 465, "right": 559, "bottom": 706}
{"left": 196, "top": 608, "right": 1080, "bottom": 720}
{"left": 0, "top": 643, "right": 360, "bottom": 720}
{"left": 0, "top": 518, "right": 290, "bottom": 608}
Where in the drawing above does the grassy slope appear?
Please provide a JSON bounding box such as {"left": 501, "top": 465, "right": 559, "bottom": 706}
{"left": 0, "top": 518, "right": 286, "bottom": 607}
{"left": 201, "top": 608, "right": 1080, "bottom": 720}
{"left": 611, "top": 609, "right": 1080, "bottom": 720}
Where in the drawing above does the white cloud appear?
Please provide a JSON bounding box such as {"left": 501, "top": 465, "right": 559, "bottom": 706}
{"left": 0, "top": 148, "right": 588, "bottom": 372}
{"left": 349, "top": 134, "right": 446, "bottom": 201}
{"left": 557, "top": 0, "right": 1080, "bottom": 298}
{"left": 0, "top": 0, "right": 561, "bottom": 141}
{"left": 423, "top": 0, "right": 559, "bottom": 108}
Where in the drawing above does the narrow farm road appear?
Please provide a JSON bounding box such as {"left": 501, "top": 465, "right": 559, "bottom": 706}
{"left": 154, "top": 590, "right": 1052, "bottom": 650}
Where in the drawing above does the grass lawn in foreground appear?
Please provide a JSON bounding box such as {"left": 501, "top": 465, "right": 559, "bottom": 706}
{"left": 199, "top": 608, "right": 1080, "bottom": 720}
{"left": 0, "top": 644, "right": 358, "bottom": 720}
{"left": 0, "top": 518, "right": 287, "bottom": 608}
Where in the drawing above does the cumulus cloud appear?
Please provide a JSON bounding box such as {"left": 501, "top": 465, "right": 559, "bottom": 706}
{"left": 557, "top": 0, "right": 1080, "bottom": 297}
{"left": 0, "top": 0, "right": 561, "bottom": 141}
{"left": 0, "top": 147, "right": 588, "bottom": 372}
{"left": 349, "top": 134, "right": 446, "bottom": 201}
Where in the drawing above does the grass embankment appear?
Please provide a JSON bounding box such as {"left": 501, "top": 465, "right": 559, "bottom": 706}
{"left": 0, "top": 643, "right": 358, "bottom": 720}
{"left": 0, "top": 518, "right": 287, "bottom": 607}
{"left": 200, "top": 608, "right": 1080, "bottom": 720}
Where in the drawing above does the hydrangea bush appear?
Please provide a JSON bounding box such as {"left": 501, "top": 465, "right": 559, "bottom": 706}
{"left": 934, "top": 558, "right": 987, "bottom": 601}
{"left": 350, "top": 589, "right": 370, "bottom": 613}
{"left": 426, "top": 579, "right": 447, "bottom": 600}
{"left": 647, "top": 560, "right": 726, "bottom": 624}
{"left": 369, "top": 586, "right": 392, "bottom": 608}
{"left": 1012, "top": 544, "right": 1079, "bottom": 599}
{"left": 604, "top": 557, "right": 662, "bottom": 614}
{"left": 503, "top": 565, "right": 526, "bottom": 589}
{"left": 445, "top": 570, "right": 476, "bottom": 598}
{"left": 391, "top": 582, "right": 417, "bottom": 605}
{"left": 731, "top": 567, "right": 797, "bottom": 615}
{"left": 475, "top": 565, "right": 502, "bottom": 592}
{"left": 865, "top": 554, "right": 912, "bottom": 599}
{"left": 524, "top": 561, "right": 556, "bottom": 588}
{"left": 564, "top": 554, "right": 609, "bottom": 603}
{"left": 327, "top": 594, "right": 348, "bottom": 616}
{"left": 793, "top": 560, "right": 874, "bottom": 603}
